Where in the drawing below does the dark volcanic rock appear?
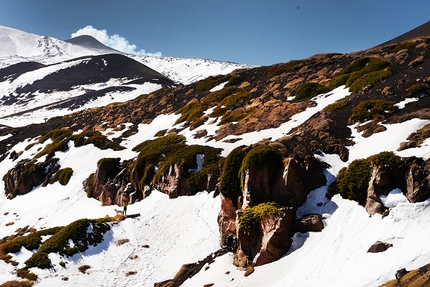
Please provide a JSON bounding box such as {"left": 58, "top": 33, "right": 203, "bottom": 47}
{"left": 367, "top": 241, "right": 393, "bottom": 253}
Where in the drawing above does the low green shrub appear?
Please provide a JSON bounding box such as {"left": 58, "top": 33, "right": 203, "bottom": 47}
{"left": 71, "top": 130, "right": 123, "bottom": 150}
{"left": 132, "top": 135, "right": 186, "bottom": 156}
{"left": 290, "top": 82, "right": 331, "bottom": 102}
{"left": 174, "top": 100, "right": 208, "bottom": 125}
{"left": 39, "top": 129, "right": 73, "bottom": 144}
{"left": 4, "top": 227, "right": 63, "bottom": 254}
{"left": 219, "top": 146, "right": 247, "bottom": 207}
{"left": 392, "top": 41, "right": 416, "bottom": 53}
{"left": 322, "top": 100, "right": 349, "bottom": 113}
{"left": 24, "top": 218, "right": 110, "bottom": 269}
{"left": 239, "top": 145, "right": 284, "bottom": 191}
{"left": 349, "top": 70, "right": 392, "bottom": 93}
{"left": 16, "top": 269, "right": 38, "bottom": 281}
{"left": 49, "top": 168, "right": 73, "bottom": 185}
{"left": 154, "top": 145, "right": 222, "bottom": 184}
{"left": 85, "top": 173, "right": 94, "bottom": 198}
{"left": 196, "top": 75, "right": 228, "bottom": 91}
{"left": 330, "top": 57, "right": 392, "bottom": 91}
{"left": 218, "top": 109, "right": 248, "bottom": 125}
{"left": 349, "top": 100, "right": 397, "bottom": 123}
{"left": 239, "top": 202, "right": 281, "bottom": 235}
{"left": 35, "top": 139, "right": 69, "bottom": 159}
{"left": 46, "top": 115, "right": 68, "bottom": 123}
{"left": 328, "top": 151, "right": 401, "bottom": 206}
{"left": 225, "top": 74, "right": 244, "bottom": 87}
{"left": 132, "top": 135, "right": 187, "bottom": 188}
{"left": 406, "top": 83, "right": 429, "bottom": 96}
{"left": 264, "top": 60, "right": 309, "bottom": 78}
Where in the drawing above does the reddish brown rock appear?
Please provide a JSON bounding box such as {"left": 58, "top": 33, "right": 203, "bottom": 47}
{"left": 218, "top": 194, "right": 238, "bottom": 243}
{"left": 239, "top": 208, "right": 296, "bottom": 266}
{"left": 404, "top": 158, "right": 430, "bottom": 203}
{"left": 295, "top": 214, "right": 324, "bottom": 233}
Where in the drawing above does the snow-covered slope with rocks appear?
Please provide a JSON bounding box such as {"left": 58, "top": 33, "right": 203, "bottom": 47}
{"left": 0, "top": 86, "right": 429, "bottom": 287}
{"left": 0, "top": 26, "right": 109, "bottom": 66}
{"left": 1, "top": 24, "right": 430, "bottom": 287}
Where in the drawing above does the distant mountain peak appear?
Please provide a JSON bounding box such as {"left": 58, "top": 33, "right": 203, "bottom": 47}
{"left": 66, "top": 35, "right": 120, "bottom": 54}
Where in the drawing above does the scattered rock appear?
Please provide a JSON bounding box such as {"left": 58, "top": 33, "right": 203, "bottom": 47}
{"left": 367, "top": 241, "right": 393, "bottom": 253}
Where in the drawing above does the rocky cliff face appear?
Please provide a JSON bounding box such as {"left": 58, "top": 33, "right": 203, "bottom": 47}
{"left": 366, "top": 157, "right": 430, "bottom": 215}
{"left": 3, "top": 159, "right": 59, "bottom": 199}
{"left": 218, "top": 154, "right": 326, "bottom": 266}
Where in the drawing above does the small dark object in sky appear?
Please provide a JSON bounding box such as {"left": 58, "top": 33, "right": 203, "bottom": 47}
{"left": 297, "top": 6, "right": 300, "bottom": 9}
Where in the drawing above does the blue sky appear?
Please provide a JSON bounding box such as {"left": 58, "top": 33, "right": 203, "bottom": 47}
{"left": 0, "top": 0, "right": 429, "bottom": 65}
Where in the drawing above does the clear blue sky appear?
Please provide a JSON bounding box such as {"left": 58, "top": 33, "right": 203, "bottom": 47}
{"left": 0, "top": 0, "right": 429, "bottom": 65}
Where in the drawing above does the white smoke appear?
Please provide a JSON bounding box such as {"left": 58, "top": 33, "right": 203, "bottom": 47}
{"left": 71, "top": 25, "right": 161, "bottom": 56}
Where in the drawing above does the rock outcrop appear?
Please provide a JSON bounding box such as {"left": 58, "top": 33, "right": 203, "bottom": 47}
{"left": 219, "top": 154, "right": 326, "bottom": 266}
{"left": 365, "top": 157, "right": 430, "bottom": 215}
{"left": 85, "top": 158, "right": 137, "bottom": 206}
{"left": 3, "top": 159, "right": 59, "bottom": 199}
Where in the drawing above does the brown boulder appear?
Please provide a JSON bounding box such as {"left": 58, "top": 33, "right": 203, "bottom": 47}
{"left": 367, "top": 241, "right": 393, "bottom": 253}
{"left": 295, "top": 214, "right": 324, "bottom": 233}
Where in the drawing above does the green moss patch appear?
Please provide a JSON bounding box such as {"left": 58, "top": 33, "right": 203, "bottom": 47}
{"left": 239, "top": 202, "right": 281, "bottom": 235}
{"left": 349, "top": 100, "right": 398, "bottom": 123}
{"left": 330, "top": 57, "right": 392, "bottom": 92}
{"left": 290, "top": 82, "right": 331, "bottom": 103}
{"left": 322, "top": 100, "right": 349, "bottom": 113}
{"left": 328, "top": 151, "right": 401, "bottom": 206}
{"left": 154, "top": 145, "right": 222, "bottom": 191}
{"left": 49, "top": 168, "right": 73, "bottom": 186}
{"left": 11, "top": 218, "right": 112, "bottom": 270}
{"left": 264, "top": 60, "right": 309, "bottom": 78}
{"left": 406, "top": 83, "right": 429, "bottom": 96}
{"left": 219, "top": 146, "right": 248, "bottom": 207}
{"left": 239, "top": 145, "right": 284, "bottom": 191}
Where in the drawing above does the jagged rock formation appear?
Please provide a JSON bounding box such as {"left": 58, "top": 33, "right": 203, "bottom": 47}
{"left": 365, "top": 157, "right": 430, "bottom": 215}
{"left": 218, "top": 152, "right": 326, "bottom": 266}
{"left": 3, "top": 159, "right": 59, "bottom": 199}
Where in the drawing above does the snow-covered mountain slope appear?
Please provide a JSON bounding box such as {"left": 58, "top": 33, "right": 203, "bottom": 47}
{"left": 0, "top": 53, "right": 175, "bottom": 127}
{"left": 129, "top": 54, "right": 254, "bottom": 85}
{"left": 0, "top": 86, "right": 430, "bottom": 287}
{"left": 0, "top": 26, "right": 253, "bottom": 85}
{"left": 0, "top": 26, "right": 109, "bottom": 66}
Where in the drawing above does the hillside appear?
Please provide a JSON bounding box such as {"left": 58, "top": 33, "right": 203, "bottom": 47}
{"left": 1, "top": 23, "right": 430, "bottom": 287}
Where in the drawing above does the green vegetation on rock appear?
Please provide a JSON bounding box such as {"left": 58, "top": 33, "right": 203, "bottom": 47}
{"left": 49, "top": 167, "right": 73, "bottom": 185}
{"left": 328, "top": 151, "right": 401, "bottom": 206}
{"left": 239, "top": 202, "right": 281, "bottom": 235}
{"left": 218, "top": 146, "right": 247, "bottom": 207}
{"left": 330, "top": 57, "right": 392, "bottom": 93}
{"left": 264, "top": 60, "right": 309, "bottom": 78}
{"left": 16, "top": 218, "right": 111, "bottom": 269}
{"left": 322, "top": 100, "right": 349, "bottom": 113}
{"left": 290, "top": 82, "right": 331, "bottom": 102}
{"left": 239, "top": 145, "right": 284, "bottom": 191}
{"left": 349, "top": 100, "right": 397, "bottom": 123}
